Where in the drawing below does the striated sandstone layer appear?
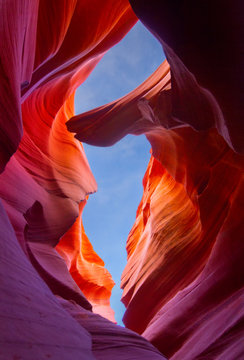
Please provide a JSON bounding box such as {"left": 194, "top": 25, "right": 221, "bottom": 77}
{"left": 0, "top": 0, "right": 243, "bottom": 359}
{"left": 0, "top": 1, "right": 168, "bottom": 359}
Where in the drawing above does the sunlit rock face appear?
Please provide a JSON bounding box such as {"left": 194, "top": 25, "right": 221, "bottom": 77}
{"left": 0, "top": 1, "right": 243, "bottom": 360}
{"left": 121, "top": 128, "right": 244, "bottom": 359}
{"left": 56, "top": 200, "right": 116, "bottom": 323}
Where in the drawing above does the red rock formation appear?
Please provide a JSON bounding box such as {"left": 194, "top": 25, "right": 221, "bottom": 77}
{"left": 56, "top": 200, "right": 116, "bottom": 322}
{"left": 0, "top": 0, "right": 243, "bottom": 359}
{"left": 67, "top": 2, "right": 244, "bottom": 358}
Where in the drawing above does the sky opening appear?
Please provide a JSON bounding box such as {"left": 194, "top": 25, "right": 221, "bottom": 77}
{"left": 74, "top": 21, "right": 165, "bottom": 325}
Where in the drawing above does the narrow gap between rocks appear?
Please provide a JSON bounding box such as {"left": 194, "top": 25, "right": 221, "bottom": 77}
{"left": 74, "top": 21, "right": 165, "bottom": 324}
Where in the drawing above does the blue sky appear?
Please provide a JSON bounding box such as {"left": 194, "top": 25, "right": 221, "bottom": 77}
{"left": 75, "top": 21, "right": 165, "bottom": 325}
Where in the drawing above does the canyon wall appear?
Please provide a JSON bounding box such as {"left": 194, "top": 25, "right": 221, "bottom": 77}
{"left": 0, "top": 1, "right": 243, "bottom": 359}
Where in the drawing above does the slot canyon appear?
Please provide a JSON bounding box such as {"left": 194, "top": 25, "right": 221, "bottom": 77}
{"left": 0, "top": 1, "right": 243, "bottom": 359}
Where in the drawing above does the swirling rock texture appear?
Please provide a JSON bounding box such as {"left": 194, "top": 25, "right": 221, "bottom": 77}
{"left": 0, "top": 1, "right": 243, "bottom": 360}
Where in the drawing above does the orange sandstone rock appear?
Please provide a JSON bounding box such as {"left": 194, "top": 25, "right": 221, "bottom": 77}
{"left": 57, "top": 200, "right": 116, "bottom": 322}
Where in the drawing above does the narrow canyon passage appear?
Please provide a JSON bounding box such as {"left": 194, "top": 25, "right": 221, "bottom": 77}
{"left": 74, "top": 21, "right": 163, "bottom": 324}
{"left": 82, "top": 135, "right": 151, "bottom": 324}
